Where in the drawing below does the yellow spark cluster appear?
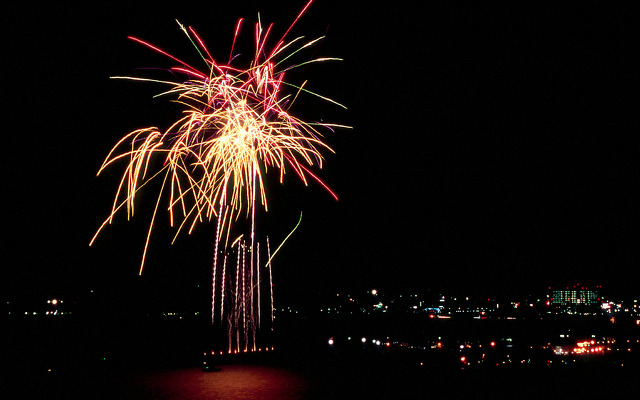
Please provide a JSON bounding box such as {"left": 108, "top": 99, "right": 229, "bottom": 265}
{"left": 91, "top": 13, "right": 348, "bottom": 274}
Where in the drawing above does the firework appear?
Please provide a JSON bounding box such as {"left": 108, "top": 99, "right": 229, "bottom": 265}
{"left": 90, "top": 1, "right": 349, "bottom": 274}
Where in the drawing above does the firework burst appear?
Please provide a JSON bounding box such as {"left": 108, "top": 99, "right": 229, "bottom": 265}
{"left": 90, "top": 1, "right": 349, "bottom": 274}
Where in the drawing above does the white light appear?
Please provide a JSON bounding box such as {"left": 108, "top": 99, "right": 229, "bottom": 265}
{"left": 361, "top": 337, "right": 367, "bottom": 343}
{"left": 328, "top": 338, "right": 334, "bottom": 346}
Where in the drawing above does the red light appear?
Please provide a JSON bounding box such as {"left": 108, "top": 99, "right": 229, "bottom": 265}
{"left": 490, "top": 341, "right": 496, "bottom": 347}
{"left": 460, "top": 356, "right": 466, "bottom": 363}
{"left": 546, "top": 301, "right": 550, "bottom": 306}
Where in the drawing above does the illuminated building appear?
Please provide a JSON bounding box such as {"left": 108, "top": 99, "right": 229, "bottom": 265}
{"left": 549, "top": 285, "right": 601, "bottom": 315}
{"left": 551, "top": 288, "right": 598, "bottom": 305}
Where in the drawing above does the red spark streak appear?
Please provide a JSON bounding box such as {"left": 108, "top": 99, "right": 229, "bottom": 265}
{"left": 229, "top": 18, "right": 244, "bottom": 64}
{"left": 128, "top": 36, "right": 205, "bottom": 77}
{"left": 283, "top": 153, "right": 338, "bottom": 201}
{"left": 272, "top": 0, "right": 314, "bottom": 57}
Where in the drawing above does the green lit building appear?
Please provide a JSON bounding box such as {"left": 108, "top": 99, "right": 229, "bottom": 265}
{"left": 549, "top": 285, "right": 600, "bottom": 315}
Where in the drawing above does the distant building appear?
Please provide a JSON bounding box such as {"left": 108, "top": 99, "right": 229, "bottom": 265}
{"left": 549, "top": 285, "right": 601, "bottom": 315}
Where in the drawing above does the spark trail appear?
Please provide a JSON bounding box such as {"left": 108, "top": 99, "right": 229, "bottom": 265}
{"left": 91, "top": 0, "right": 347, "bottom": 354}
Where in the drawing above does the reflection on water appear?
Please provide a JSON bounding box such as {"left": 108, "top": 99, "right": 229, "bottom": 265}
{"left": 130, "top": 366, "right": 312, "bottom": 400}
{"left": 8, "top": 357, "right": 639, "bottom": 400}
{"left": 11, "top": 364, "right": 317, "bottom": 400}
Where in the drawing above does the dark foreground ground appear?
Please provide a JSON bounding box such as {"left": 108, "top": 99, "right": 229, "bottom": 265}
{"left": 2, "top": 311, "right": 638, "bottom": 399}
{"left": 3, "top": 341, "right": 638, "bottom": 400}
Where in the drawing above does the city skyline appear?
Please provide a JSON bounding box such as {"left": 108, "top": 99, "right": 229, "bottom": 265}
{"left": 4, "top": 280, "right": 638, "bottom": 317}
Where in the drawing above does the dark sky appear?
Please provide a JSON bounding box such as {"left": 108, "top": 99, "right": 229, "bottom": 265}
{"left": 3, "top": 1, "right": 639, "bottom": 304}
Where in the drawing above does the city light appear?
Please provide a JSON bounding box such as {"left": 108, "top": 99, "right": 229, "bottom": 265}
{"left": 8, "top": 285, "right": 638, "bottom": 375}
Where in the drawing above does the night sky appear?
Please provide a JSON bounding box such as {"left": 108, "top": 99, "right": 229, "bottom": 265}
{"left": 3, "top": 1, "right": 639, "bottom": 306}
